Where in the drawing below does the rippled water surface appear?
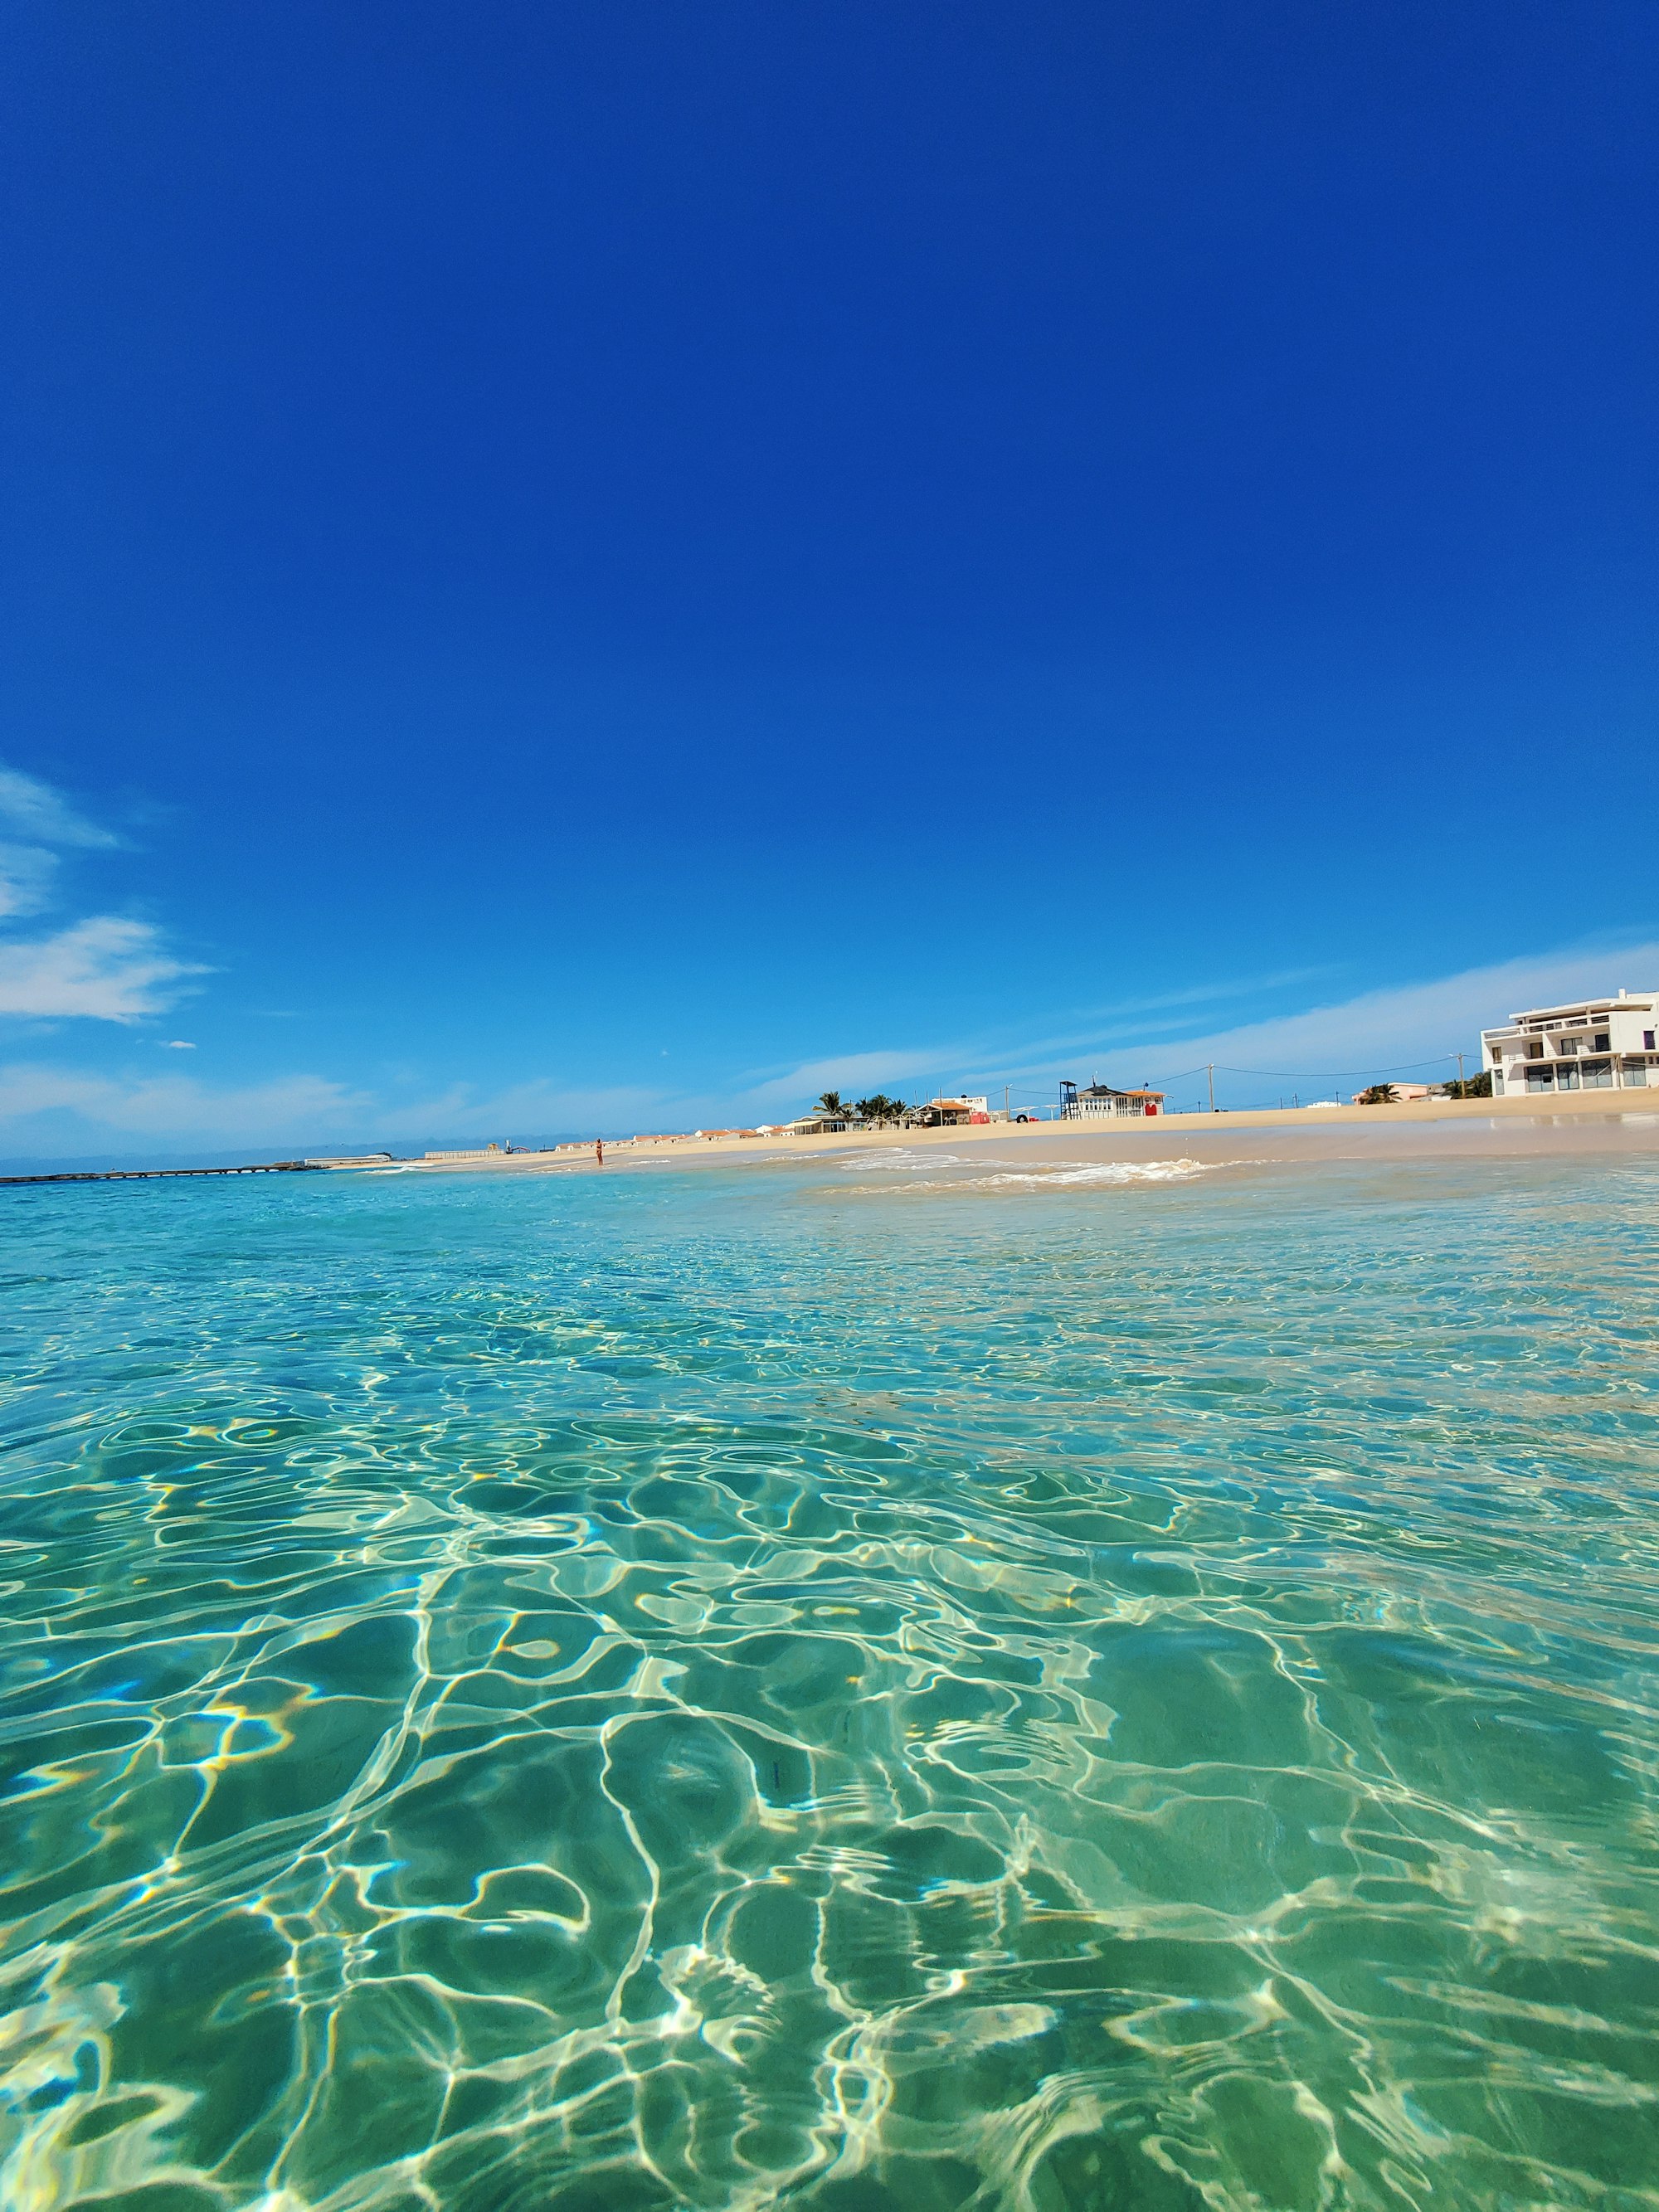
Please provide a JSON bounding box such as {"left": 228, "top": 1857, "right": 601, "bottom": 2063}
{"left": 4, "top": 1138, "right": 1659, "bottom": 2210}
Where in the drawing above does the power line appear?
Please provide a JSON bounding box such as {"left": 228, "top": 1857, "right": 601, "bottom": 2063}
{"left": 1117, "top": 1053, "right": 1468, "bottom": 1087}
{"left": 997, "top": 1048, "right": 1477, "bottom": 1099}
{"left": 1208, "top": 1056, "right": 1460, "bottom": 1081}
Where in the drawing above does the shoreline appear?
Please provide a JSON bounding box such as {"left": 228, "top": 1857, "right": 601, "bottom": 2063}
{"left": 388, "top": 1085, "right": 1659, "bottom": 1175}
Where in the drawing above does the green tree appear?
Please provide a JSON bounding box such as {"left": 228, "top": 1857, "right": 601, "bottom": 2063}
{"left": 854, "top": 1093, "right": 907, "bottom": 1125}
{"left": 817, "top": 1090, "right": 847, "bottom": 1118}
{"left": 1356, "top": 1082, "right": 1399, "bottom": 1106}
{"left": 1442, "top": 1072, "right": 1493, "bottom": 1098}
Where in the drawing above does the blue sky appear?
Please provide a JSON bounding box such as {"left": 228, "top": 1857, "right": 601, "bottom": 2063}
{"left": 2, "top": 2, "right": 1656, "bottom": 1159}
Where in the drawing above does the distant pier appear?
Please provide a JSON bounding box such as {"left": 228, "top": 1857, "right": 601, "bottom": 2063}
{"left": 0, "top": 1163, "right": 324, "bottom": 1188}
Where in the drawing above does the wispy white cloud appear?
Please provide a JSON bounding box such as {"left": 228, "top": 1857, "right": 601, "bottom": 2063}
{"left": 1034, "top": 965, "right": 1338, "bottom": 1038}
{"left": 0, "top": 843, "right": 61, "bottom": 920}
{"left": 0, "top": 764, "right": 114, "bottom": 922}
{"left": 0, "top": 1062, "right": 669, "bottom": 1159}
{"left": 371, "top": 1077, "right": 667, "bottom": 1139}
{"left": 746, "top": 942, "right": 1659, "bottom": 1111}
{"left": 741, "top": 965, "right": 1348, "bottom": 1110}
{"left": 0, "top": 1063, "right": 367, "bottom": 1147}
{"left": 0, "top": 766, "right": 118, "bottom": 850}
{"left": 0, "top": 766, "right": 201, "bottom": 1023}
{"left": 0, "top": 918, "right": 205, "bottom": 1022}
{"left": 745, "top": 1047, "right": 952, "bottom": 1109}
{"left": 1077, "top": 942, "right": 1659, "bottom": 1090}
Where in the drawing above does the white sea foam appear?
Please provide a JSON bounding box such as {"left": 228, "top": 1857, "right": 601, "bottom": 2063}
{"left": 837, "top": 1148, "right": 965, "bottom": 1173}
{"left": 846, "top": 1155, "right": 1251, "bottom": 1191}
{"left": 966, "top": 1157, "right": 1231, "bottom": 1187}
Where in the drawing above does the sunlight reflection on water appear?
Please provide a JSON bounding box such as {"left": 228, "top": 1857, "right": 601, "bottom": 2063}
{"left": 2, "top": 1144, "right": 1657, "bottom": 2210}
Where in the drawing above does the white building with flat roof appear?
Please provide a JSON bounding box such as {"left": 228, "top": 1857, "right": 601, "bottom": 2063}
{"left": 1481, "top": 990, "right": 1657, "bottom": 1096}
{"left": 1060, "top": 1081, "right": 1165, "bottom": 1119}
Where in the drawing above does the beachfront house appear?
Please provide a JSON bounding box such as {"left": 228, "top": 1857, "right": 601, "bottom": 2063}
{"left": 1060, "top": 1081, "right": 1165, "bottom": 1119}
{"left": 913, "top": 1096, "right": 991, "bottom": 1127}
{"left": 1481, "top": 990, "right": 1658, "bottom": 1094}
{"left": 783, "top": 1112, "right": 849, "bottom": 1135}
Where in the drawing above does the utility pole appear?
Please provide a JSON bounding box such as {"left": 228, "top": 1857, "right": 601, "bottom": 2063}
{"left": 1207, "top": 1063, "right": 1216, "bottom": 1115}
{"left": 1457, "top": 1053, "right": 1465, "bottom": 1092}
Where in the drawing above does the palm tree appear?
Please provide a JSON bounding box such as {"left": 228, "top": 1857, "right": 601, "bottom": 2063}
{"left": 854, "top": 1093, "right": 907, "bottom": 1125}
{"left": 817, "top": 1090, "right": 847, "bottom": 1119}
{"left": 1356, "top": 1082, "right": 1399, "bottom": 1106}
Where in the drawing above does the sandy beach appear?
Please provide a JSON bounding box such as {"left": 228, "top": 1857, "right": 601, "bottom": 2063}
{"left": 384, "top": 1082, "right": 1659, "bottom": 1177}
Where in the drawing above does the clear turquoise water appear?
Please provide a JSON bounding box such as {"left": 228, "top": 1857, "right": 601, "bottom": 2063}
{"left": 2, "top": 1140, "right": 1658, "bottom": 2211}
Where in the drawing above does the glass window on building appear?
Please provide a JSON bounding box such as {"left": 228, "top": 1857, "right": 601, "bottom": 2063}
{"left": 1558, "top": 1065, "right": 1579, "bottom": 1090}
{"left": 1525, "top": 1065, "right": 1553, "bottom": 1091}
{"left": 1593, "top": 1033, "right": 1611, "bottom": 1052}
{"left": 1623, "top": 1061, "right": 1647, "bottom": 1087}
{"left": 1584, "top": 1060, "right": 1613, "bottom": 1089}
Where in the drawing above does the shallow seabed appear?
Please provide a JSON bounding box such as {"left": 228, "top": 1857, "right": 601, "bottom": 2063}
{"left": 2, "top": 1136, "right": 1658, "bottom": 2211}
